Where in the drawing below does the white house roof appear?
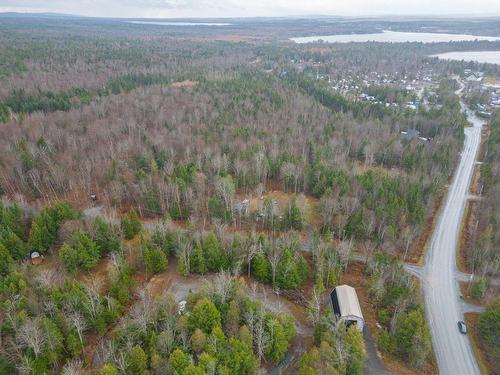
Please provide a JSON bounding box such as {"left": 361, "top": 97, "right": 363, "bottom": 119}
{"left": 334, "top": 284, "right": 364, "bottom": 320}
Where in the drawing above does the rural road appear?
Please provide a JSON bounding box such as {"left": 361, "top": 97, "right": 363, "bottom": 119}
{"left": 422, "top": 87, "right": 484, "bottom": 375}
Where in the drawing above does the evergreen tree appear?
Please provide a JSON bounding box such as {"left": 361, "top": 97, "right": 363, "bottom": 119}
{"left": 276, "top": 249, "right": 308, "bottom": 289}
{"left": 188, "top": 298, "right": 221, "bottom": 334}
{"left": 169, "top": 349, "right": 190, "bottom": 375}
{"left": 394, "top": 307, "right": 431, "bottom": 368}
{"left": 282, "top": 196, "right": 303, "bottom": 230}
{"left": 191, "top": 241, "right": 207, "bottom": 274}
{"left": 94, "top": 217, "right": 121, "bottom": 254}
{"left": 203, "top": 232, "right": 225, "bottom": 272}
{"left": 0, "top": 244, "right": 14, "bottom": 276}
{"left": 127, "top": 345, "right": 148, "bottom": 374}
{"left": 345, "top": 326, "right": 366, "bottom": 375}
{"left": 251, "top": 253, "right": 272, "bottom": 284}
{"left": 59, "top": 231, "right": 100, "bottom": 273}
{"left": 143, "top": 246, "right": 168, "bottom": 275}
{"left": 0, "top": 228, "right": 26, "bottom": 260}
{"left": 28, "top": 202, "right": 77, "bottom": 253}
{"left": 121, "top": 209, "right": 141, "bottom": 240}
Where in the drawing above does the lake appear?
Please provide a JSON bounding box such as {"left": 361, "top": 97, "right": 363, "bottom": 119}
{"left": 432, "top": 51, "right": 500, "bottom": 65}
{"left": 291, "top": 30, "right": 500, "bottom": 44}
{"left": 128, "top": 21, "right": 231, "bottom": 26}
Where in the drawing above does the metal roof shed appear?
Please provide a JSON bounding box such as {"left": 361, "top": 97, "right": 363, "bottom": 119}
{"left": 330, "top": 284, "right": 365, "bottom": 331}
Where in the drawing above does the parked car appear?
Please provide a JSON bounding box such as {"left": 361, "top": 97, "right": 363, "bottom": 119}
{"left": 457, "top": 321, "right": 467, "bottom": 334}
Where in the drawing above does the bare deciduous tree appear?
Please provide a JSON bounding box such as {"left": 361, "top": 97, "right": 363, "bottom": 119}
{"left": 17, "top": 318, "right": 45, "bottom": 358}
{"left": 61, "top": 359, "right": 83, "bottom": 375}
{"left": 213, "top": 270, "right": 233, "bottom": 305}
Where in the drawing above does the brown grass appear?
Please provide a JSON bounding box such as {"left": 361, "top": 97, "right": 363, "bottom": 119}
{"left": 353, "top": 161, "right": 402, "bottom": 177}
{"left": 246, "top": 189, "right": 319, "bottom": 226}
{"left": 464, "top": 312, "right": 494, "bottom": 375}
{"left": 406, "top": 188, "right": 446, "bottom": 264}
{"left": 171, "top": 80, "right": 198, "bottom": 89}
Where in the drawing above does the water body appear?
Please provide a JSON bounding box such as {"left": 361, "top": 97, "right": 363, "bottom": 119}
{"left": 432, "top": 51, "right": 500, "bottom": 65}
{"left": 291, "top": 30, "right": 500, "bottom": 44}
{"left": 128, "top": 21, "right": 231, "bottom": 26}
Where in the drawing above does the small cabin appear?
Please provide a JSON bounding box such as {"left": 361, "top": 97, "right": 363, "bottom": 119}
{"left": 330, "top": 284, "right": 365, "bottom": 331}
{"left": 30, "top": 251, "right": 43, "bottom": 265}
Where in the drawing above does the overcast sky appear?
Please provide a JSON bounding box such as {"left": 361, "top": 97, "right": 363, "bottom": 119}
{"left": 1, "top": 0, "right": 499, "bottom": 18}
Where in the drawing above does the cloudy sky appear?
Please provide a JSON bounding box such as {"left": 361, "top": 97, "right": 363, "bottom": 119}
{"left": 1, "top": 0, "right": 499, "bottom": 18}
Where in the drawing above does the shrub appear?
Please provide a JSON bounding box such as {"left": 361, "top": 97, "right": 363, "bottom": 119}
{"left": 99, "top": 364, "right": 119, "bottom": 375}
{"left": 121, "top": 209, "right": 141, "bottom": 240}
{"left": 378, "top": 329, "right": 396, "bottom": 354}
{"left": 470, "top": 278, "right": 488, "bottom": 299}
{"left": 143, "top": 246, "right": 168, "bottom": 275}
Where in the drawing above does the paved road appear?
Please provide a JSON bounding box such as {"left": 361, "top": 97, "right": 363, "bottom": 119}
{"left": 422, "top": 91, "right": 484, "bottom": 375}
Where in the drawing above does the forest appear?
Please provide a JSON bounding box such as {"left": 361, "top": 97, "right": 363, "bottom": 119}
{"left": 0, "top": 14, "right": 499, "bottom": 375}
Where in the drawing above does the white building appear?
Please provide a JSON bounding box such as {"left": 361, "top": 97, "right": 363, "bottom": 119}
{"left": 330, "top": 284, "right": 365, "bottom": 331}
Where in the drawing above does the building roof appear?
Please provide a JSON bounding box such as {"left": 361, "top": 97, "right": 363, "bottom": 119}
{"left": 332, "top": 284, "right": 364, "bottom": 320}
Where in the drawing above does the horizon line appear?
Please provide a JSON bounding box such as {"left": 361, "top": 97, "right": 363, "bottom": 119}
{"left": 1, "top": 11, "right": 500, "bottom": 20}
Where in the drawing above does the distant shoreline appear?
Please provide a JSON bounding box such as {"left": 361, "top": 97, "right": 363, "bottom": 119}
{"left": 291, "top": 30, "right": 500, "bottom": 44}
{"left": 431, "top": 50, "right": 500, "bottom": 65}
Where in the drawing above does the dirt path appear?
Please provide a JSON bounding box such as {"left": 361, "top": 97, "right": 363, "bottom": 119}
{"left": 364, "top": 327, "right": 392, "bottom": 375}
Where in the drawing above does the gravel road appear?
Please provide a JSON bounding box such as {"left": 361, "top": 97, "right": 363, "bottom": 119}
{"left": 422, "top": 95, "right": 484, "bottom": 375}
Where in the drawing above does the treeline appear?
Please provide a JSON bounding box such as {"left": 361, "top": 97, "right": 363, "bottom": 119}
{"left": 284, "top": 72, "right": 394, "bottom": 121}
{"left": 0, "top": 73, "right": 195, "bottom": 124}
{"left": 473, "top": 110, "right": 500, "bottom": 284}
{"left": 0, "top": 24, "right": 257, "bottom": 106}
{"left": 135, "top": 219, "right": 311, "bottom": 291}
{"left": 367, "top": 254, "right": 432, "bottom": 369}
{"left": 478, "top": 301, "right": 500, "bottom": 373}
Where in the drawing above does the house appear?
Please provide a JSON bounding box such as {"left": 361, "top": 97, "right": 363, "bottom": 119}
{"left": 465, "top": 72, "right": 484, "bottom": 92}
{"left": 330, "top": 284, "right": 365, "bottom": 331}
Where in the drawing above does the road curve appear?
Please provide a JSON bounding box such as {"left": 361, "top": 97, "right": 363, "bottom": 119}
{"left": 423, "top": 97, "right": 484, "bottom": 374}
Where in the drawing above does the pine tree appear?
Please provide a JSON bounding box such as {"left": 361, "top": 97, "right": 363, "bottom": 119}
{"left": 121, "top": 209, "right": 141, "bottom": 240}
{"left": 191, "top": 241, "right": 207, "bottom": 274}
{"left": 203, "top": 232, "right": 225, "bottom": 271}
